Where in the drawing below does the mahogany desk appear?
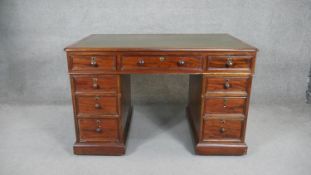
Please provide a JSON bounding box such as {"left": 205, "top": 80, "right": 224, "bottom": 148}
{"left": 65, "top": 34, "right": 257, "bottom": 155}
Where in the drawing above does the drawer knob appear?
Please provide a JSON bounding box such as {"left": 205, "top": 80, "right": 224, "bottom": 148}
{"left": 95, "top": 120, "right": 102, "bottom": 132}
{"left": 224, "top": 80, "right": 230, "bottom": 89}
{"left": 90, "top": 57, "right": 97, "bottom": 67}
{"left": 137, "top": 59, "right": 145, "bottom": 66}
{"left": 226, "top": 57, "right": 233, "bottom": 67}
{"left": 92, "top": 78, "right": 98, "bottom": 89}
{"left": 159, "top": 56, "right": 165, "bottom": 62}
{"left": 219, "top": 127, "right": 226, "bottom": 133}
{"left": 177, "top": 60, "right": 185, "bottom": 66}
{"left": 95, "top": 103, "right": 101, "bottom": 109}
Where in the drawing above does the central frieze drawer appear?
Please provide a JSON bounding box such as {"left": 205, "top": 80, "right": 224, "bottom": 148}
{"left": 76, "top": 95, "right": 119, "bottom": 116}
{"left": 120, "top": 55, "right": 203, "bottom": 71}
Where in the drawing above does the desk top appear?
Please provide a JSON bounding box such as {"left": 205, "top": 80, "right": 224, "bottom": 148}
{"left": 65, "top": 34, "right": 257, "bottom": 52}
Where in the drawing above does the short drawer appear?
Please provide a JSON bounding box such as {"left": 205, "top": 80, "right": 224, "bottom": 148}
{"left": 203, "top": 118, "right": 243, "bottom": 141}
{"left": 72, "top": 75, "right": 118, "bottom": 93}
{"left": 204, "top": 97, "right": 246, "bottom": 114}
{"left": 205, "top": 77, "right": 249, "bottom": 96}
{"left": 78, "top": 118, "right": 119, "bottom": 142}
{"left": 68, "top": 55, "right": 116, "bottom": 72}
{"left": 207, "top": 56, "right": 253, "bottom": 72}
{"left": 76, "top": 95, "right": 118, "bottom": 116}
{"left": 120, "top": 55, "right": 203, "bottom": 71}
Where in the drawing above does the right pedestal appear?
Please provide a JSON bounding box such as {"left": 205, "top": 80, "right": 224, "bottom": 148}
{"left": 187, "top": 72, "right": 253, "bottom": 155}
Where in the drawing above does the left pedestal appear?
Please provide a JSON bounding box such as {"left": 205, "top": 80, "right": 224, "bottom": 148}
{"left": 67, "top": 53, "right": 132, "bottom": 155}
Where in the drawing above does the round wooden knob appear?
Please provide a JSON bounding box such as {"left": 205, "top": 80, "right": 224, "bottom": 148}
{"left": 90, "top": 57, "right": 97, "bottom": 67}
{"left": 177, "top": 60, "right": 185, "bottom": 66}
{"left": 93, "top": 83, "right": 98, "bottom": 89}
{"left": 95, "top": 128, "right": 102, "bottom": 132}
{"left": 224, "top": 80, "right": 230, "bottom": 89}
{"left": 219, "top": 127, "right": 226, "bottom": 133}
{"left": 92, "top": 78, "right": 98, "bottom": 89}
{"left": 226, "top": 58, "right": 233, "bottom": 67}
{"left": 95, "top": 103, "right": 101, "bottom": 109}
{"left": 137, "top": 59, "right": 145, "bottom": 66}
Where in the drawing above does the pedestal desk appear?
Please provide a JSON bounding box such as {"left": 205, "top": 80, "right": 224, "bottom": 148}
{"left": 65, "top": 34, "right": 257, "bottom": 155}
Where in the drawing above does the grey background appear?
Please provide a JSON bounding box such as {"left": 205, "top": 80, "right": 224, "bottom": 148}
{"left": 0, "top": 0, "right": 311, "bottom": 105}
{"left": 307, "top": 65, "right": 311, "bottom": 103}
{"left": 1, "top": 1, "right": 311, "bottom": 175}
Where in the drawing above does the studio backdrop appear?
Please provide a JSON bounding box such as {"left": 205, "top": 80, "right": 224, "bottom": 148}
{"left": 0, "top": 0, "right": 310, "bottom": 105}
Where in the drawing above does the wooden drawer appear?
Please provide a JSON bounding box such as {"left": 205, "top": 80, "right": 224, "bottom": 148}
{"left": 204, "top": 97, "right": 246, "bottom": 114}
{"left": 78, "top": 118, "right": 119, "bottom": 142}
{"left": 205, "top": 77, "right": 249, "bottom": 96}
{"left": 120, "top": 55, "right": 203, "bottom": 71}
{"left": 76, "top": 95, "right": 118, "bottom": 116}
{"left": 68, "top": 55, "right": 116, "bottom": 72}
{"left": 72, "top": 75, "right": 118, "bottom": 94}
{"left": 203, "top": 119, "right": 243, "bottom": 141}
{"left": 207, "top": 56, "right": 252, "bottom": 72}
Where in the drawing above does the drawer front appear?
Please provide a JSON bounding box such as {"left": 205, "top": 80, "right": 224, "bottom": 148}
{"left": 207, "top": 56, "right": 252, "bottom": 72}
{"left": 69, "top": 55, "right": 116, "bottom": 72}
{"left": 204, "top": 97, "right": 246, "bottom": 114}
{"left": 120, "top": 55, "right": 203, "bottom": 71}
{"left": 72, "top": 75, "right": 118, "bottom": 93}
{"left": 205, "top": 77, "right": 249, "bottom": 94}
{"left": 78, "top": 118, "right": 119, "bottom": 142}
{"left": 203, "top": 119, "right": 243, "bottom": 141}
{"left": 76, "top": 95, "right": 118, "bottom": 116}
